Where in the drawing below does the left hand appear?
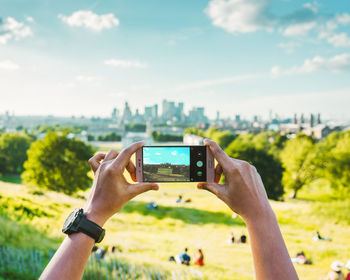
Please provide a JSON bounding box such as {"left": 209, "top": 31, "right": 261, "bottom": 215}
{"left": 83, "top": 141, "right": 159, "bottom": 226}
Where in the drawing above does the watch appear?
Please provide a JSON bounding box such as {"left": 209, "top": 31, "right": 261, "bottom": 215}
{"left": 62, "top": 208, "right": 105, "bottom": 243}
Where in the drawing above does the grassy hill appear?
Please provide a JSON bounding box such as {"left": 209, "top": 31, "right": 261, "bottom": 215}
{"left": 0, "top": 176, "right": 349, "bottom": 279}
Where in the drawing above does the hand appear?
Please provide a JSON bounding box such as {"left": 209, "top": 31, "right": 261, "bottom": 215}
{"left": 197, "top": 139, "right": 272, "bottom": 222}
{"left": 83, "top": 141, "right": 159, "bottom": 226}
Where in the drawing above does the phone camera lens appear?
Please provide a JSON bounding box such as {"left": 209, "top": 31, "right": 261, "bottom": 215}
{"left": 197, "top": 171, "right": 203, "bottom": 176}
{"left": 196, "top": 161, "right": 203, "bottom": 167}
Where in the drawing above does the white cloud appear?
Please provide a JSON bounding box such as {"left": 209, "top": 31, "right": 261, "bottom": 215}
{"left": 271, "top": 53, "right": 350, "bottom": 77}
{"left": 26, "top": 17, "right": 34, "bottom": 23}
{"left": 0, "top": 60, "right": 20, "bottom": 71}
{"left": 327, "top": 33, "right": 350, "bottom": 48}
{"left": 104, "top": 59, "right": 147, "bottom": 68}
{"left": 205, "top": 0, "right": 274, "bottom": 33}
{"left": 76, "top": 75, "right": 103, "bottom": 82}
{"left": 336, "top": 13, "right": 350, "bottom": 25}
{"left": 278, "top": 41, "right": 300, "bottom": 53}
{"left": 0, "top": 17, "right": 33, "bottom": 44}
{"left": 282, "top": 21, "right": 316, "bottom": 37}
{"left": 174, "top": 73, "right": 265, "bottom": 91}
{"left": 58, "top": 10, "right": 119, "bottom": 31}
{"left": 303, "top": 2, "right": 318, "bottom": 13}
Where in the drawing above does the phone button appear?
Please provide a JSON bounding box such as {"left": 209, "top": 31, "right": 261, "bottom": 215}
{"left": 196, "top": 161, "right": 203, "bottom": 167}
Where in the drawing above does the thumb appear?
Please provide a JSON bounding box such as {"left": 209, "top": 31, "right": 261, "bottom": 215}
{"left": 197, "top": 182, "right": 222, "bottom": 197}
{"left": 128, "top": 182, "right": 159, "bottom": 198}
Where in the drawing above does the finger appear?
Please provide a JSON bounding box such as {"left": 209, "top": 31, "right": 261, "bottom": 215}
{"left": 126, "top": 161, "right": 137, "bottom": 182}
{"left": 128, "top": 182, "right": 159, "bottom": 198}
{"left": 88, "top": 153, "right": 105, "bottom": 173}
{"left": 105, "top": 149, "right": 119, "bottom": 161}
{"left": 204, "top": 139, "right": 233, "bottom": 170}
{"left": 113, "top": 141, "right": 145, "bottom": 169}
{"left": 214, "top": 163, "right": 223, "bottom": 183}
{"left": 197, "top": 182, "right": 222, "bottom": 197}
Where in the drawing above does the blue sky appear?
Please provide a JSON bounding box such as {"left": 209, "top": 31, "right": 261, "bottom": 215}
{"left": 0, "top": 0, "right": 350, "bottom": 120}
{"left": 143, "top": 147, "right": 190, "bottom": 165}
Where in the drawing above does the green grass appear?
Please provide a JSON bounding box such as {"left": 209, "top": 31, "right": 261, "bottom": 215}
{"left": 0, "top": 178, "right": 349, "bottom": 279}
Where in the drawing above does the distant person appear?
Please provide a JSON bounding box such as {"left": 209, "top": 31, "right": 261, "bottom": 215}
{"left": 345, "top": 260, "right": 350, "bottom": 280}
{"left": 40, "top": 140, "right": 299, "bottom": 280}
{"left": 94, "top": 247, "right": 106, "bottom": 260}
{"left": 325, "top": 261, "right": 345, "bottom": 280}
{"left": 146, "top": 201, "right": 158, "bottom": 210}
{"left": 176, "top": 195, "right": 182, "bottom": 203}
{"left": 227, "top": 232, "right": 235, "bottom": 244}
{"left": 240, "top": 234, "right": 247, "bottom": 244}
{"left": 177, "top": 248, "right": 191, "bottom": 266}
{"left": 194, "top": 249, "right": 204, "bottom": 266}
{"left": 313, "top": 231, "right": 331, "bottom": 241}
{"left": 291, "top": 251, "right": 312, "bottom": 265}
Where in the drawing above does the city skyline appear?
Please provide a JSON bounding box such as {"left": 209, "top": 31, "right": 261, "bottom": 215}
{"left": 1, "top": 1, "right": 350, "bottom": 121}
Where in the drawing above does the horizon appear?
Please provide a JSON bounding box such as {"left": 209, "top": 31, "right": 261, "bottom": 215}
{"left": 1, "top": 0, "right": 350, "bottom": 121}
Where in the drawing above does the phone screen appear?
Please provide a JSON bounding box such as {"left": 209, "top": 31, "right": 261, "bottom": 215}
{"left": 142, "top": 146, "right": 206, "bottom": 182}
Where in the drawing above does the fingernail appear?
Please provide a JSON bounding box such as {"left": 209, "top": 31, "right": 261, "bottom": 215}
{"left": 152, "top": 184, "right": 159, "bottom": 190}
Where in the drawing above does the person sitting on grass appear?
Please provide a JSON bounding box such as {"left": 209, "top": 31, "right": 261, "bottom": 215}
{"left": 178, "top": 248, "right": 191, "bottom": 266}
{"left": 345, "top": 260, "right": 350, "bottom": 280}
{"left": 39, "top": 140, "right": 299, "bottom": 280}
{"left": 227, "top": 232, "right": 235, "bottom": 244}
{"left": 325, "top": 261, "right": 345, "bottom": 280}
{"left": 313, "top": 231, "right": 331, "bottom": 242}
{"left": 194, "top": 249, "right": 204, "bottom": 266}
{"left": 291, "top": 251, "right": 312, "bottom": 265}
{"left": 240, "top": 233, "right": 247, "bottom": 244}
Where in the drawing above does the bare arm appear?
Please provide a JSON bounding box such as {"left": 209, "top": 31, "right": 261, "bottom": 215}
{"left": 40, "top": 142, "right": 159, "bottom": 280}
{"left": 198, "top": 139, "right": 298, "bottom": 280}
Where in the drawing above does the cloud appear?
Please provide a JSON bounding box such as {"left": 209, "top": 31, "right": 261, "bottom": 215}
{"left": 278, "top": 42, "right": 301, "bottom": 53}
{"left": 0, "top": 60, "right": 20, "bottom": 71}
{"left": 336, "top": 13, "right": 350, "bottom": 25}
{"left": 173, "top": 73, "right": 265, "bottom": 91}
{"left": 58, "top": 11, "right": 119, "bottom": 31}
{"left": 282, "top": 21, "right": 316, "bottom": 37}
{"left": 303, "top": 2, "right": 318, "bottom": 13}
{"left": 205, "top": 0, "right": 350, "bottom": 43}
{"left": 26, "top": 17, "right": 34, "bottom": 23}
{"left": 76, "top": 75, "right": 103, "bottom": 82}
{"left": 205, "top": 0, "right": 274, "bottom": 33}
{"left": 327, "top": 33, "right": 350, "bottom": 48}
{"left": 271, "top": 53, "right": 350, "bottom": 77}
{"left": 0, "top": 17, "right": 33, "bottom": 44}
{"left": 104, "top": 59, "right": 147, "bottom": 68}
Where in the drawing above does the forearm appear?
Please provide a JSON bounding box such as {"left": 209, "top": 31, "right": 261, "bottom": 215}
{"left": 39, "top": 233, "right": 95, "bottom": 280}
{"left": 245, "top": 208, "right": 298, "bottom": 280}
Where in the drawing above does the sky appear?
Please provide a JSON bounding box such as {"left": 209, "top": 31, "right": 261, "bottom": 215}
{"left": 143, "top": 147, "right": 190, "bottom": 165}
{"left": 0, "top": 0, "right": 350, "bottom": 121}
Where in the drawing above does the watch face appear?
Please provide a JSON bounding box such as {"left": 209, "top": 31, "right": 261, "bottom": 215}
{"left": 63, "top": 208, "right": 81, "bottom": 231}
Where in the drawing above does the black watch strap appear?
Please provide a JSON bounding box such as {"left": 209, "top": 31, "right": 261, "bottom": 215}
{"left": 78, "top": 216, "right": 105, "bottom": 243}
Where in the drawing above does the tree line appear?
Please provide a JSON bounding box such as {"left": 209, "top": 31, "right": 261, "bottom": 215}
{"left": 185, "top": 127, "right": 350, "bottom": 200}
{"left": 0, "top": 127, "right": 349, "bottom": 199}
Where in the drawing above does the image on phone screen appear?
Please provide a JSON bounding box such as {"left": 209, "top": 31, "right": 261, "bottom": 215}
{"left": 143, "top": 147, "right": 190, "bottom": 182}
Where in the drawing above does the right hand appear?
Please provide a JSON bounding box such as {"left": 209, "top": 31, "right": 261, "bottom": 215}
{"left": 83, "top": 141, "right": 159, "bottom": 226}
{"left": 197, "top": 139, "right": 273, "bottom": 222}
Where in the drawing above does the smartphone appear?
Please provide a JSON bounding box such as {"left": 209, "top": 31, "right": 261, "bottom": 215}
{"left": 136, "top": 146, "right": 214, "bottom": 183}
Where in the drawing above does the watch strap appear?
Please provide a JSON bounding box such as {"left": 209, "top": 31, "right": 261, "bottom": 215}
{"left": 78, "top": 216, "right": 104, "bottom": 243}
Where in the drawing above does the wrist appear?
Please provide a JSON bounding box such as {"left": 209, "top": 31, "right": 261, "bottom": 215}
{"left": 242, "top": 204, "right": 275, "bottom": 226}
{"left": 83, "top": 208, "right": 108, "bottom": 227}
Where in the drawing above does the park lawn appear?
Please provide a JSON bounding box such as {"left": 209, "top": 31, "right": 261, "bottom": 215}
{"left": 0, "top": 175, "right": 349, "bottom": 279}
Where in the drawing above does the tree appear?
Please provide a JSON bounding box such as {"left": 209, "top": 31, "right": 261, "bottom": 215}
{"left": 22, "top": 132, "right": 94, "bottom": 194}
{"left": 311, "top": 131, "right": 350, "bottom": 195}
{"left": 0, "top": 133, "right": 32, "bottom": 174}
{"left": 280, "top": 134, "right": 314, "bottom": 198}
{"left": 226, "top": 139, "right": 284, "bottom": 200}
